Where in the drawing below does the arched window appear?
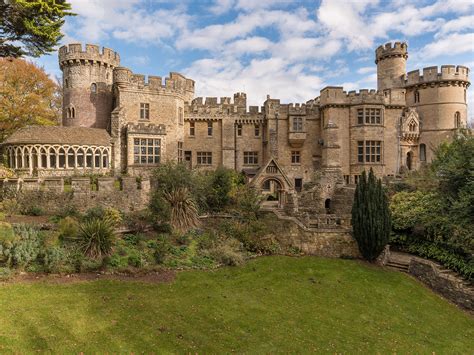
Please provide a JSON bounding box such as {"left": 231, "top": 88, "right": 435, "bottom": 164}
{"left": 414, "top": 90, "right": 420, "bottom": 103}
{"left": 94, "top": 148, "right": 101, "bottom": 168}
{"left": 454, "top": 112, "right": 461, "bottom": 128}
{"left": 90, "top": 83, "right": 97, "bottom": 93}
{"left": 16, "top": 148, "right": 22, "bottom": 168}
{"left": 71, "top": 107, "right": 75, "bottom": 118}
{"left": 77, "top": 148, "right": 85, "bottom": 168}
{"left": 67, "top": 148, "right": 75, "bottom": 168}
{"left": 86, "top": 148, "right": 93, "bottom": 168}
{"left": 66, "top": 108, "right": 71, "bottom": 118}
{"left": 325, "top": 198, "right": 331, "bottom": 211}
{"left": 65, "top": 78, "right": 69, "bottom": 88}
{"left": 40, "top": 147, "right": 47, "bottom": 168}
{"left": 58, "top": 148, "right": 66, "bottom": 168}
{"left": 49, "top": 147, "right": 57, "bottom": 168}
{"left": 419, "top": 144, "right": 426, "bottom": 162}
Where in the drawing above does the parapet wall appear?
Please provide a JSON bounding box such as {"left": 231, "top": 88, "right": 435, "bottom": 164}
{"left": 405, "top": 65, "right": 470, "bottom": 86}
{"left": 1, "top": 177, "right": 150, "bottom": 213}
{"left": 319, "top": 87, "right": 385, "bottom": 106}
{"left": 113, "top": 68, "right": 194, "bottom": 97}
{"left": 59, "top": 43, "right": 120, "bottom": 67}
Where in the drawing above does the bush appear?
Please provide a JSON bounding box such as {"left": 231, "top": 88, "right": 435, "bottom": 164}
{"left": 42, "top": 246, "right": 68, "bottom": 273}
{"left": 0, "top": 267, "right": 12, "bottom": 280}
{"left": 83, "top": 206, "right": 105, "bottom": 221}
{"left": 23, "top": 205, "right": 43, "bottom": 216}
{"left": 58, "top": 216, "right": 79, "bottom": 241}
{"left": 104, "top": 207, "right": 123, "bottom": 226}
{"left": 208, "top": 239, "right": 244, "bottom": 266}
{"left": 76, "top": 218, "right": 116, "bottom": 258}
{"left": 232, "top": 185, "right": 262, "bottom": 220}
{"left": 124, "top": 210, "right": 152, "bottom": 234}
{"left": 1, "top": 198, "right": 19, "bottom": 216}
{"left": 147, "top": 237, "right": 171, "bottom": 265}
{"left": 10, "top": 225, "right": 42, "bottom": 268}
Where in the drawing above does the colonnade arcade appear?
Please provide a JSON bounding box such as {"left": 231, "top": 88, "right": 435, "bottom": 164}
{"left": 5, "top": 144, "right": 111, "bottom": 175}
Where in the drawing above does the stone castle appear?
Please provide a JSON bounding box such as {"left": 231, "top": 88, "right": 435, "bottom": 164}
{"left": 1, "top": 42, "right": 470, "bottom": 208}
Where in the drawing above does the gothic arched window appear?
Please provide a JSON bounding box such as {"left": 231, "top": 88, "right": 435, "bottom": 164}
{"left": 420, "top": 144, "right": 426, "bottom": 162}
{"left": 414, "top": 90, "right": 420, "bottom": 103}
{"left": 455, "top": 112, "right": 461, "bottom": 128}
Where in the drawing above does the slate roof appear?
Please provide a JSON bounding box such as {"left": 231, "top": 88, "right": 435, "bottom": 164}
{"left": 2, "top": 126, "right": 111, "bottom": 146}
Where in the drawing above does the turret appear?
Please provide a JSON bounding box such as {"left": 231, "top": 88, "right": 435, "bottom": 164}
{"left": 59, "top": 43, "right": 120, "bottom": 128}
{"left": 375, "top": 42, "right": 408, "bottom": 91}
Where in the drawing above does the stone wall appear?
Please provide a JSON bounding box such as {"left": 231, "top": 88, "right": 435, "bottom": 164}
{"left": 0, "top": 177, "right": 150, "bottom": 214}
{"left": 408, "top": 257, "right": 473, "bottom": 311}
{"left": 260, "top": 211, "right": 359, "bottom": 258}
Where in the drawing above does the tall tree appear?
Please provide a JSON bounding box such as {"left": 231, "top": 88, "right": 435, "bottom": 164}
{"left": 0, "top": 0, "right": 74, "bottom": 58}
{"left": 0, "top": 58, "right": 60, "bottom": 142}
{"left": 351, "top": 169, "right": 391, "bottom": 261}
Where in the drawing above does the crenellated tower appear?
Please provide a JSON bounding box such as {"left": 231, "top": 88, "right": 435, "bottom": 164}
{"left": 375, "top": 42, "right": 408, "bottom": 91}
{"left": 59, "top": 44, "right": 120, "bottom": 129}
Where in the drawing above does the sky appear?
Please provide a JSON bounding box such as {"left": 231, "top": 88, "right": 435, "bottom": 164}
{"left": 35, "top": 0, "right": 474, "bottom": 121}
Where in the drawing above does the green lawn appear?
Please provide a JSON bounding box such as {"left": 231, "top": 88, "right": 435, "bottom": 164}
{"left": 0, "top": 256, "right": 472, "bottom": 353}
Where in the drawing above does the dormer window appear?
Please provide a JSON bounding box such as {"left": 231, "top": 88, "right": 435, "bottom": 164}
{"left": 408, "top": 121, "right": 417, "bottom": 132}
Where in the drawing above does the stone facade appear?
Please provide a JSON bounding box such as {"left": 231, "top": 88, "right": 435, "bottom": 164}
{"left": 1, "top": 42, "right": 470, "bottom": 202}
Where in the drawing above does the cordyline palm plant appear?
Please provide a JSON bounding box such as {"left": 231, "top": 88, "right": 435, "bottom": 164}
{"left": 164, "top": 187, "right": 200, "bottom": 233}
{"left": 77, "top": 218, "right": 116, "bottom": 258}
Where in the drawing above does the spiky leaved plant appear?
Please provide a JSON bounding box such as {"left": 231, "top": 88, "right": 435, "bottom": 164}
{"left": 77, "top": 218, "right": 116, "bottom": 258}
{"left": 351, "top": 169, "right": 391, "bottom": 261}
{"left": 164, "top": 187, "right": 200, "bottom": 233}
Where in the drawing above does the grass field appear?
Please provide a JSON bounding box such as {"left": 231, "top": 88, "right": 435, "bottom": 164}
{"left": 0, "top": 256, "right": 472, "bottom": 353}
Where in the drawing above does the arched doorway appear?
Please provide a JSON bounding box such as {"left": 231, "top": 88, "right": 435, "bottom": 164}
{"left": 406, "top": 151, "right": 413, "bottom": 170}
{"left": 260, "top": 177, "right": 284, "bottom": 208}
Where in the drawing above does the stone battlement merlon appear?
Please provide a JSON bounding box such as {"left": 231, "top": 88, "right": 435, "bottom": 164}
{"left": 59, "top": 43, "right": 120, "bottom": 67}
{"left": 189, "top": 92, "right": 248, "bottom": 109}
{"left": 113, "top": 67, "right": 195, "bottom": 94}
{"left": 319, "top": 87, "right": 384, "bottom": 106}
{"left": 375, "top": 41, "right": 408, "bottom": 64}
{"left": 405, "top": 65, "right": 470, "bottom": 87}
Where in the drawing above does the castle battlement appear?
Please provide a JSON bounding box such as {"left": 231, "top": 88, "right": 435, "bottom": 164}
{"left": 319, "top": 87, "right": 384, "bottom": 106}
{"left": 113, "top": 68, "right": 195, "bottom": 95}
{"left": 375, "top": 42, "right": 408, "bottom": 64}
{"left": 59, "top": 43, "right": 120, "bottom": 67}
{"left": 405, "top": 65, "right": 470, "bottom": 86}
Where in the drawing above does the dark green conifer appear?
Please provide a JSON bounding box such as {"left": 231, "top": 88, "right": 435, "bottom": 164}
{"left": 351, "top": 169, "right": 391, "bottom": 261}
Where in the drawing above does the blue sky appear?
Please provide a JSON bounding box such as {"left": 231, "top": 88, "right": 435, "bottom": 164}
{"left": 36, "top": 0, "right": 474, "bottom": 120}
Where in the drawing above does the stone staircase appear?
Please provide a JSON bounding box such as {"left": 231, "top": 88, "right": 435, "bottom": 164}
{"left": 386, "top": 260, "right": 410, "bottom": 272}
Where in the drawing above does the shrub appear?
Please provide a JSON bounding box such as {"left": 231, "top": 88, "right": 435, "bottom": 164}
{"left": 58, "top": 216, "right": 79, "bottom": 241}
{"left": 42, "top": 246, "right": 68, "bottom": 273}
{"left": 83, "top": 206, "right": 105, "bottom": 221}
{"left": 208, "top": 239, "right": 244, "bottom": 266}
{"left": 124, "top": 210, "right": 152, "bottom": 234}
{"left": 164, "top": 187, "right": 201, "bottom": 233}
{"left": 76, "top": 218, "right": 116, "bottom": 258}
{"left": 23, "top": 205, "right": 43, "bottom": 216}
{"left": 0, "top": 267, "right": 12, "bottom": 280}
{"left": 147, "top": 237, "right": 171, "bottom": 265}
{"left": 10, "top": 225, "right": 42, "bottom": 268}
{"left": 104, "top": 207, "right": 123, "bottom": 226}
{"left": 1, "top": 198, "right": 19, "bottom": 216}
{"left": 206, "top": 167, "right": 243, "bottom": 211}
{"left": 352, "top": 169, "right": 391, "bottom": 261}
{"left": 233, "top": 185, "right": 262, "bottom": 220}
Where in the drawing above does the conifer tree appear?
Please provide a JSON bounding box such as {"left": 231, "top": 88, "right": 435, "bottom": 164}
{"left": 351, "top": 169, "right": 391, "bottom": 261}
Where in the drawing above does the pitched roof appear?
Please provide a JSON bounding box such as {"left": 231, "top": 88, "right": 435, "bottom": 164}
{"left": 2, "top": 126, "right": 111, "bottom": 146}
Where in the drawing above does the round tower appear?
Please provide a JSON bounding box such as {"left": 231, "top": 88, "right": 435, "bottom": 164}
{"left": 59, "top": 43, "right": 120, "bottom": 128}
{"left": 405, "top": 65, "right": 470, "bottom": 163}
{"left": 375, "top": 42, "right": 408, "bottom": 91}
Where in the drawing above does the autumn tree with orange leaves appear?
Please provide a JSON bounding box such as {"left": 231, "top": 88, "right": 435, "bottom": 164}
{"left": 0, "top": 58, "right": 61, "bottom": 142}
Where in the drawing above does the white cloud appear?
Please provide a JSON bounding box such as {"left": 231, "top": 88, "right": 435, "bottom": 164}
{"left": 65, "top": 0, "right": 189, "bottom": 44}
{"left": 357, "top": 66, "right": 375, "bottom": 74}
{"left": 435, "top": 15, "right": 474, "bottom": 37}
{"left": 210, "top": 0, "right": 236, "bottom": 15}
{"left": 419, "top": 32, "right": 474, "bottom": 59}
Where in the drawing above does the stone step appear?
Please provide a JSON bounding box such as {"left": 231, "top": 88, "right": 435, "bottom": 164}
{"left": 386, "top": 261, "right": 409, "bottom": 272}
